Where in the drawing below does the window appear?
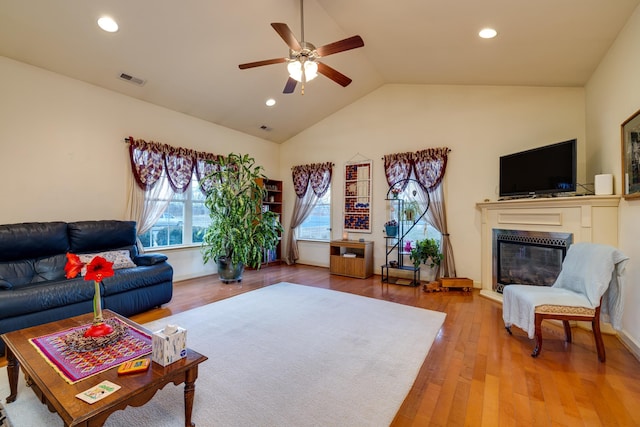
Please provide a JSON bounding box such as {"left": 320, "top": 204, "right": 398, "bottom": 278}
{"left": 397, "top": 179, "right": 442, "bottom": 248}
{"left": 139, "top": 173, "right": 211, "bottom": 249}
{"left": 297, "top": 188, "right": 331, "bottom": 241}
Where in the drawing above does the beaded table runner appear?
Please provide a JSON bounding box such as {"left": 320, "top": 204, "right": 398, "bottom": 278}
{"left": 29, "top": 317, "right": 152, "bottom": 384}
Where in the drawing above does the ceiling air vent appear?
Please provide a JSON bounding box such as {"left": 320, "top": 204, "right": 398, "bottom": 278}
{"left": 118, "top": 72, "right": 146, "bottom": 86}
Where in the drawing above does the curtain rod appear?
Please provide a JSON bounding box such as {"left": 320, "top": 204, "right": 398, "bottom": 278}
{"left": 290, "top": 162, "right": 335, "bottom": 170}
{"left": 380, "top": 147, "right": 452, "bottom": 160}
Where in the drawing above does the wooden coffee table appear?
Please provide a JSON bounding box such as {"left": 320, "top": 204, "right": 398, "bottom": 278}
{"left": 1, "top": 310, "right": 207, "bottom": 427}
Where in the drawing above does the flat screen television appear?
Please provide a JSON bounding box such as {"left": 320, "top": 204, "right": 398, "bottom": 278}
{"left": 499, "top": 139, "right": 577, "bottom": 198}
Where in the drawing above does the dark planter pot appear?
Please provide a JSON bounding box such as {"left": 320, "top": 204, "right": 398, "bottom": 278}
{"left": 385, "top": 225, "right": 398, "bottom": 237}
{"left": 217, "top": 257, "right": 245, "bottom": 283}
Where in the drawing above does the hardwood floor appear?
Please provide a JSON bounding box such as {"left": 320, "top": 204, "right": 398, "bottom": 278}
{"left": 4, "top": 264, "right": 640, "bottom": 425}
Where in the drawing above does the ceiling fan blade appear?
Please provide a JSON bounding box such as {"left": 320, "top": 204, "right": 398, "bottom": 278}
{"left": 317, "top": 62, "right": 352, "bottom": 87}
{"left": 238, "top": 57, "right": 287, "bottom": 70}
{"left": 271, "top": 23, "right": 302, "bottom": 52}
{"left": 316, "top": 35, "right": 364, "bottom": 57}
{"left": 283, "top": 77, "right": 297, "bottom": 94}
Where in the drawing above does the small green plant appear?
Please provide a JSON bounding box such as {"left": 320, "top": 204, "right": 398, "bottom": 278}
{"left": 404, "top": 201, "right": 420, "bottom": 221}
{"left": 409, "top": 238, "right": 442, "bottom": 269}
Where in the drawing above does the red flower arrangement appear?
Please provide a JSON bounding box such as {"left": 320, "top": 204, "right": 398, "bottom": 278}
{"left": 65, "top": 253, "right": 115, "bottom": 337}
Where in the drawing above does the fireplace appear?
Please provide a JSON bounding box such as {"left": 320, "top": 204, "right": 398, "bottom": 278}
{"left": 477, "top": 196, "right": 619, "bottom": 301}
{"left": 492, "top": 229, "right": 573, "bottom": 293}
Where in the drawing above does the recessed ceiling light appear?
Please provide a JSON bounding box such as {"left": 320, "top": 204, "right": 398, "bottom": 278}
{"left": 97, "top": 16, "right": 119, "bottom": 33}
{"left": 479, "top": 28, "right": 497, "bottom": 39}
{"left": 265, "top": 98, "right": 276, "bottom": 107}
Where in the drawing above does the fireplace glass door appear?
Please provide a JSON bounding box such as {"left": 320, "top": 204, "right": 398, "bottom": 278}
{"left": 492, "top": 229, "right": 572, "bottom": 293}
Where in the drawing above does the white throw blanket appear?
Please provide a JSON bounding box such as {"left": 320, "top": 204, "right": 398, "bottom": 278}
{"left": 502, "top": 242, "right": 628, "bottom": 339}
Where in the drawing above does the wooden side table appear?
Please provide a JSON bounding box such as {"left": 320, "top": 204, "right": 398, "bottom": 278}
{"left": 329, "top": 240, "right": 374, "bottom": 279}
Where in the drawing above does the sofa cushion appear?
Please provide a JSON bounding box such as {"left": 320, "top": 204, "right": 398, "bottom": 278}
{"left": 68, "top": 220, "right": 137, "bottom": 253}
{"left": 0, "top": 255, "right": 68, "bottom": 286}
{"left": 0, "top": 259, "right": 36, "bottom": 287}
{"left": 100, "top": 263, "right": 173, "bottom": 296}
{"left": 77, "top": 250, "right": 137, "bottom": 273}
{"left": 0, "top": 279, "right": 12, "bottom": 290}
{"left": 0, "top": 278, "right": 96, "bottom": 319}
{"left": 0, "top": 222, "right": 68, "bottom": 262}
{"left": 33, "top": 254, "right": 67, "bottom": 282}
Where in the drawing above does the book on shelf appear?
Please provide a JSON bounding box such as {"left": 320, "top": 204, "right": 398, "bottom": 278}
{"left": 262, "top": 248, "right": 279, "bottom": 263}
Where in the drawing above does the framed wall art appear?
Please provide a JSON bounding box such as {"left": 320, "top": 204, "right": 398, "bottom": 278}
{"left": 622, "top": 108, "right": 640, "bottom": 199}
{"left": 343, "top": 160, "right": 372, "bottom": 233}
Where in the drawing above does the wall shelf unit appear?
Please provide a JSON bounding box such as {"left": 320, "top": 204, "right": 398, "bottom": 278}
{"left": 261, "top": 179, "right": 283, "bottom": 266}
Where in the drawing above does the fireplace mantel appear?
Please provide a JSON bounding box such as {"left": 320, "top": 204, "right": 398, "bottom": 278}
{"left": 476, "top": 195, "right": 620, "bottom": 302}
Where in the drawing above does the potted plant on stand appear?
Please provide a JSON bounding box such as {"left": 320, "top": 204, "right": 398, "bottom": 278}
{"left": 403, "top": 201, "right": 419, "bottom": 222}
{"left": 201, "top": 153, "right": 283, "bottom": 283}
{"left": 384, "top": 219, "right": 398, "bottom": 237}
{"left": 409, "top": 237, "right": 443, "bottom": 283}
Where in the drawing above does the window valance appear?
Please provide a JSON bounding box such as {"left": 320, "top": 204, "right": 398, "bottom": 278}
{"left": 383, "top": 147, "right": 450, "bottom": 189}
{"left": 127, "top": 137, "right": 219, "bottom": 195}
{"left": 291, "top": 162, "right": 333, "bottom": 198}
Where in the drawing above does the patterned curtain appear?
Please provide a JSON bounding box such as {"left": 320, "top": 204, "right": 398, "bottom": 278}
{"left": 129, "top": 139, "right": 165, "bottom": 191}
{"left": 286, "top": 162, "right": 333, "bottom": 264}
{"left": 413, "top": 148, "right": 449, "bottom": 190}
{"left": 382, "top": 147, "right": 456, "bottom": 278}
{"left": 413, "top": 147, "right": 455, "bottom": 278}
{"left": 165, "top": 146, "right": 195, "bottom": 193}
{"left": 127, "top": 137, "right": 219, "bottom": 194}
{"left": 383, "top": 152, "right": 413, "bottom": 191}
{"left": 126, "top": 137, "right": 220, "bottom": 242}
{"left": 195, "top": 153, "right": 220, "bottom": 196}
{"left": 292, "top": 165, "right": 312, "bottom": 198}
{"left": 310, "top": 162, "right": 332, "bottom": 197}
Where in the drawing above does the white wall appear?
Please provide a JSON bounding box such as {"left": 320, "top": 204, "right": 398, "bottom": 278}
{"left": 280, "top": 84, "right": 585, "bottom": 282}
{"left": 586, "top": 4, "right": 640, "bottom": 356}
{"left": 0, "top": 56, "right": 280, "bottom": 281}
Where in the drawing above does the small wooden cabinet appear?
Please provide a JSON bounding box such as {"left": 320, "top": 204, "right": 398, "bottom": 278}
{"left": 329, "top": 240, "right": 374, "bottom": 279}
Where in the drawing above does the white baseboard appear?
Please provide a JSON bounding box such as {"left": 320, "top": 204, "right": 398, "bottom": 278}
{"left": 618, "top": 330, "right": 640, "bottom": 361}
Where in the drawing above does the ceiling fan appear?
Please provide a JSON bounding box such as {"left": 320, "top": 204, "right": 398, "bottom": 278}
{"left": 238, "top": 0, "right": 364, "bottom": 94}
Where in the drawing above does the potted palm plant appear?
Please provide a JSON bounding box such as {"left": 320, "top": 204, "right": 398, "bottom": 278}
{"left": 201, "top": 153, "right": 283, "bottom": 283}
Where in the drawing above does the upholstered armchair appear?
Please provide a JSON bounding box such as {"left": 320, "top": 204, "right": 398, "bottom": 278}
{"left": 502, "top": 242, "right": 628, "bottom": 362}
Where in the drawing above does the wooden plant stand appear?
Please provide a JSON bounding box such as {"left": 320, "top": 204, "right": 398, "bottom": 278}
{"left": 423, "top": 277, "right": 473, "bottom": 293}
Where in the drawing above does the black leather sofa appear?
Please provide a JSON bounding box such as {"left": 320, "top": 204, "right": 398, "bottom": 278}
{"left": 0, "top": 220, "right": 173, "bottom": 355}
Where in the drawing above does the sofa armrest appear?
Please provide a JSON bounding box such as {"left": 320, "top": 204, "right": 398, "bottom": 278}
{"left": 134, "top": 254, "right": 168, "bottom": 266}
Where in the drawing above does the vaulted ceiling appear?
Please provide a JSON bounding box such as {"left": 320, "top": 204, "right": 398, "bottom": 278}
{"left": 1, "top": 0, "right": 638, "bottom": 143}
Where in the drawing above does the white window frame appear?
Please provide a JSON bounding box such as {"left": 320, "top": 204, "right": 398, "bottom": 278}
{"left": 140, "top": 172, "right": 211, "bottom": 249}
{"left": 297, "top": 188, "right": 332, "bottom": 242}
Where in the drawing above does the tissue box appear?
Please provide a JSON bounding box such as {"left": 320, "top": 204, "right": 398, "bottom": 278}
{"left": 152, "top": 326, "right": 187, "bottom": 366}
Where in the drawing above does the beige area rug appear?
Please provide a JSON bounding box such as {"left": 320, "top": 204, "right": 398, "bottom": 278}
{"left": 0, "top": 282, "right": 446, "bottom": 426}
{"left": 0, "top": 402, "right": 9, "bottom": 427}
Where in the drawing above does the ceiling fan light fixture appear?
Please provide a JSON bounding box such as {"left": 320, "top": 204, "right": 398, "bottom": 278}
{"left": 287, "top": 60, "right": 318, "bottom": 83}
